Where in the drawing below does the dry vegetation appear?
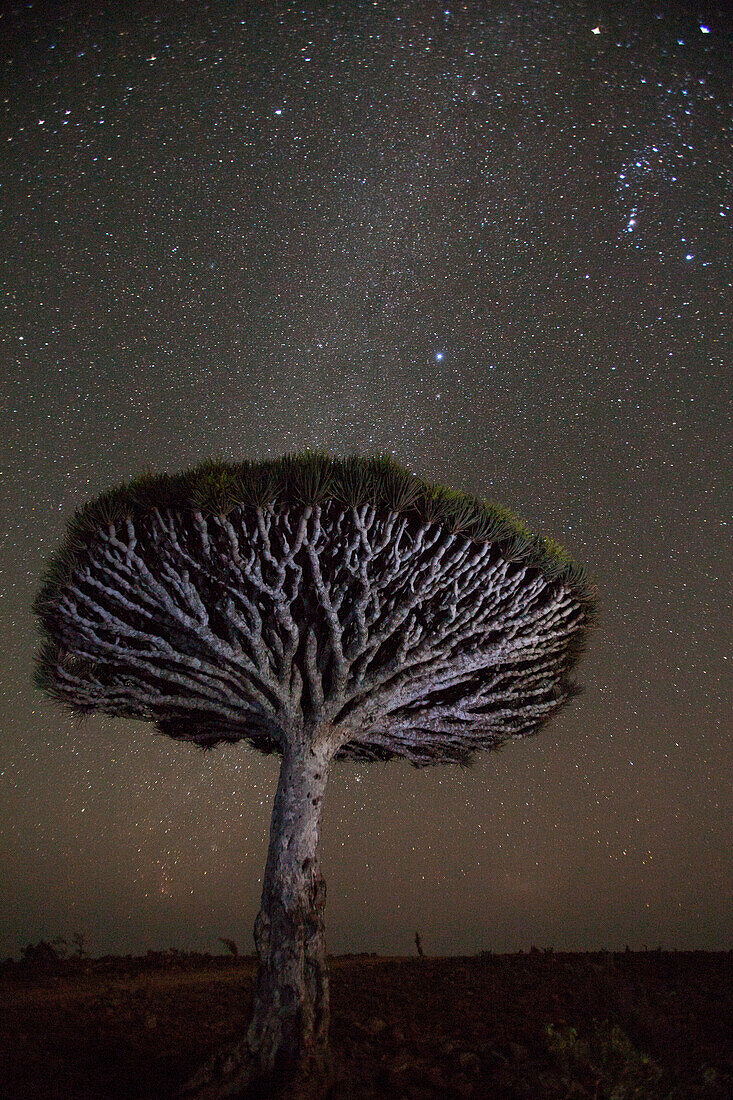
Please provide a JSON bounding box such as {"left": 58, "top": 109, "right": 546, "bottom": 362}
{"left": 1, "top": 948, "right": 729, "bottom": 1099}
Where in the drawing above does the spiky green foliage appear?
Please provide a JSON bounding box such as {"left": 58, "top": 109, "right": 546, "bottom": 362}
{"left": 34, "top": 451, "right": 596, "bottom": 622}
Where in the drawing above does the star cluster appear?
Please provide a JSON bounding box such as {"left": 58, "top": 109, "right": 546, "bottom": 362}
{"left": 0, "top": 1, "right": 729, "bottom": 956}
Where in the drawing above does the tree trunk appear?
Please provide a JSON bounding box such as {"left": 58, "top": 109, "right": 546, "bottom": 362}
{"left": 181, "top": 736, "right": 333, "bottom": 1099}
{"left": 246, "top": 736, "right": 333, "bottom": 1094}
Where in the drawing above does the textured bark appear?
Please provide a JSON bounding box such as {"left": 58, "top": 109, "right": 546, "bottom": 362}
{"left": 181, "top": 734, "right": 334, "bottom": 1099}
{"left": 246, "top": 735, "right": 333, "bottom": 1091}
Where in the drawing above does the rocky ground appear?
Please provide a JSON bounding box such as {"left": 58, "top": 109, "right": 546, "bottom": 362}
{"left": 1, "top": 949, "right": 730, "bottom": 1098}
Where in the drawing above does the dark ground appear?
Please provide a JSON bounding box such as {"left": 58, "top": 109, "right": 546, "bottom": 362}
{"left": 1, "top": 949, "right": 730, "bottom": 1099}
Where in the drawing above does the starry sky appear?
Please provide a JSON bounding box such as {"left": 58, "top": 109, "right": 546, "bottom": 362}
{"left": 1, "top": 0, "right": 730, "bottom": 959}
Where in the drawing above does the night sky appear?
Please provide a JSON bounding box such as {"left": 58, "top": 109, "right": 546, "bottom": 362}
{"left": 1, "top": 1, "right": 730, "bottom": 959}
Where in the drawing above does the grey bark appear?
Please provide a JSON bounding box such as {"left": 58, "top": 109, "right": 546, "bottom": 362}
{"left": 181, "top": 732, "right": 334, "bottom": 1098}
{"left": 247, "top": 733, "right": 333, "bottom": 1086}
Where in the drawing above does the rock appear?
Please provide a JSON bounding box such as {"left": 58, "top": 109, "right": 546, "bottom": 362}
{"left": 458, "top": 1051, "right": 481, "bottom": 1076}
{"left": 439, "top": 1038, "right": 462, "bottom": 1056}
{"left": 483, "top": 1044, "right": 509, "bottom": 1065}
{"left": 387, "top": 1055, "right": 426, "bottom": 1089}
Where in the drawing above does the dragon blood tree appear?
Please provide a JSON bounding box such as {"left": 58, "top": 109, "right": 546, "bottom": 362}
{"left": 33, "top": 453, "right": 595, "bottom": 1097}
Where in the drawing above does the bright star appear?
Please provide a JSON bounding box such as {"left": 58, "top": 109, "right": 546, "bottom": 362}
{"left": 435, "top": 352, "right": 444, "bottom": 361}
{"left": 591, "top": 27, "right": 601, "bottom": 35}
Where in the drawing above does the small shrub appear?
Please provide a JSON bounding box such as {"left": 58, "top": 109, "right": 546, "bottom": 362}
{"left": 20, "top": 939, "right": 65, "bottom": 966}
{"left": 545, "top": 1019, "right": 667, "bottom": 1098}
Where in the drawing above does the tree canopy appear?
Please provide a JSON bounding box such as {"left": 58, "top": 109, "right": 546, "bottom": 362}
{"left": 34, "top": 453, "right": 595, "bottom": 766}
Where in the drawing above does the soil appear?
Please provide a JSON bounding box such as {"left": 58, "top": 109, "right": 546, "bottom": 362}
{"left": 0, "top": 949, "right": 730, "bottom": 1099}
